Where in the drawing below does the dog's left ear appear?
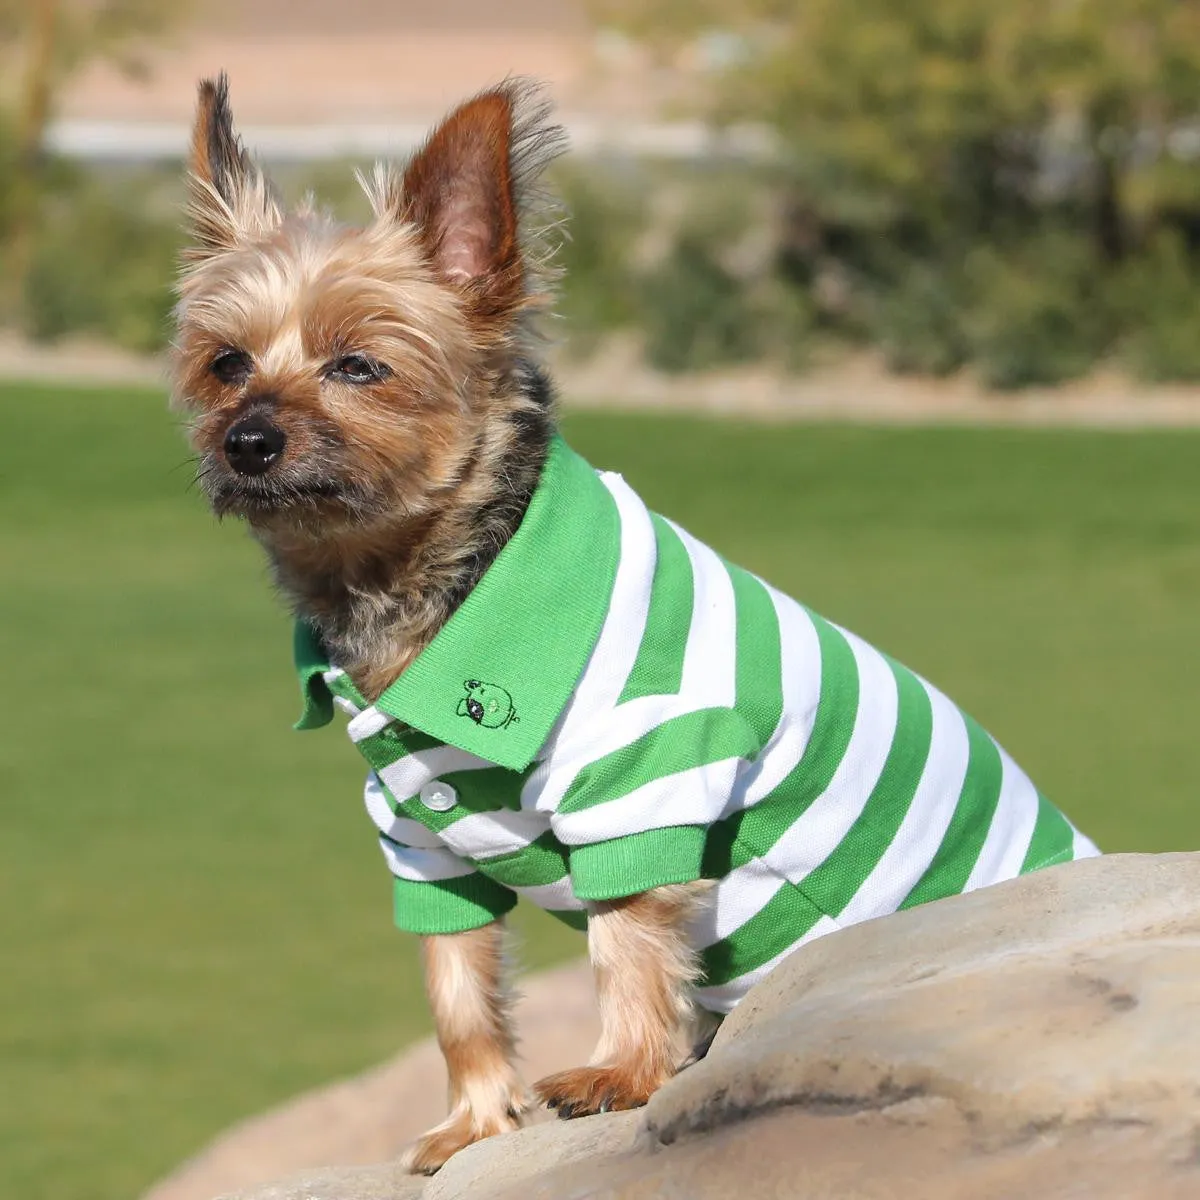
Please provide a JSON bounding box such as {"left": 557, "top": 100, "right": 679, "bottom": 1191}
{"left": 370, "top": 81, "right": 565, "bottom": 320}
{"left": 186, "top": 73, "right": 281, "bottom": 261}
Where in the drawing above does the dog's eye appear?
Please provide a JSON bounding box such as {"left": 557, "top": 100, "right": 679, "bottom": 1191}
{"left": 210, "top": 350, "right": 252, "bottom": 385}
{"left": 329, "top": 355, "right": 388, "bottom": 384}
{"left": 326, "top": 352, "right": 386, "bottom": 381}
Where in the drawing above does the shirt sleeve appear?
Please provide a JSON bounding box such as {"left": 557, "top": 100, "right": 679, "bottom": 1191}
{"left": 364, "top": 772, "right": 516, "bottom": 934}
{"left": 548, "top": 707, "right": 761, "bottom": 902}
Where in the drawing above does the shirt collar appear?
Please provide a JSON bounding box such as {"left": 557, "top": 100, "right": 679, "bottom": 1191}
{"left": 293, "top": 435, "right": 621, "bottom": 770}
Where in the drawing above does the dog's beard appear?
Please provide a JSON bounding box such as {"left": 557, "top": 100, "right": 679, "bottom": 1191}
{"left": 197, "top": 455, "right": 377, "bottom": 524}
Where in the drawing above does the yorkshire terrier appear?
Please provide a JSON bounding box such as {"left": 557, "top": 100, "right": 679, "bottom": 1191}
{"left": 172, "top": 75, "right": 1099, "bottom": 1174}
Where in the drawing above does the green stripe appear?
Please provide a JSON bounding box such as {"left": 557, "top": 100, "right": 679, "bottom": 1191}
{"left": 618, "top": 514, "right": 694, "bottom": 704}
{"left": 728, "top": 564, "right": 784, "bottom": 748}
{"left": 572, "top": 559, "right": 780, "bottom": 820}
{"left": 559, "top": 707, "right": 759, "bottom": 814}
{"left": 477, "top": 833, "right": 570, "bottom": 889}
{"left": 800, "top": 659, "right": 932, "bottom": 917}
{"left": 323, "top": 668, "right": 368, "bottom": 710}
{"left": 701, "top": 880, "right": 827, "bottom": 987}
{"left": 392, "top": 873, "right": 516, "bottom": 934}
{"left": 570, "top": 826, "right": 708, "bottom": 900}
{"left": 441, "top": 764, "right": 537, "bottom": 814}
{"left": 356, "top": 725, "right": 445, "bottom": 774}
{"left": 385, "top": 763, "right": 537, "bottom": 834}
{"left": 703, "top": 610, "right": 858, "bottom": 877}
{"left": 293, "top": 620, "right": 336, "bottom": 730}
{"left": 1020, "top": 793, "right": 1074, "bottom": 873}
{"left": 899, "top": 716, "right": 1003, "bottom": 910}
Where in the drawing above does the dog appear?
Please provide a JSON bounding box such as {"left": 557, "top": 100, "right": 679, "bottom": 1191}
{"left": 171, "top": 75, "right": 1099, "bottom": 1174}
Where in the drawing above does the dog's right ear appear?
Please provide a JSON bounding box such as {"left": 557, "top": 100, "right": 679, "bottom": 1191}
{"left": 185, "top": 74, "right": 281, "bottom": 260}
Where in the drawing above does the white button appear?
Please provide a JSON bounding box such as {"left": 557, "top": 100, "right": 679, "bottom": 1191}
{"left": 419, "top": 781, "right": 458, "bottom": 812}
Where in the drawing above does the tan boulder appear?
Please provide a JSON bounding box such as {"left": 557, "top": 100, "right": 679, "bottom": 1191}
{"left": 148, "top": 961, "right": 599, "bottom": 1200}
{"left": 199, "top": 853, "right": 1200, "bottom": 1200}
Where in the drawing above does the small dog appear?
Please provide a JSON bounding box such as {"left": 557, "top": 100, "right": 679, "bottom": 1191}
{"left": 172, "top": 76, "right": 1099, "bottom": 1174}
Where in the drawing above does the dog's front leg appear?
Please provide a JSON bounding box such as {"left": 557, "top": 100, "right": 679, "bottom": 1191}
{"left": 533, "top": 883, "right": 705, "bottom": 1117}
{"left": 403, "top": 920, "right": 526, "bottom": 1174}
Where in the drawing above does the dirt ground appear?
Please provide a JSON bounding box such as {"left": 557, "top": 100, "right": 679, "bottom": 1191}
{"left": 9, "top": 332, "right": 1200, "bottom": 428}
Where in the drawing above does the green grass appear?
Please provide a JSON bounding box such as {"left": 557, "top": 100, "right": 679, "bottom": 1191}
{"left": 2, "top": 384, "right": 1198, "bottom": 1200}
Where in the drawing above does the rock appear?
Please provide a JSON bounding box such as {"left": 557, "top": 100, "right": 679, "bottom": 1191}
{"left": 647, "top": 852, "right": 1200, "bottom": 1150}
{"left": 214, "top": 1163, "right": 425, "bottom": 1200}
{"left": 145, "top": 962, "right": 598, "bottom": 1200}
{"left": 187, "top": 853, "right": 1200, "bottom": 1200}
{"left": 425, "top": 1111, "right": 640, "bottom": 1200}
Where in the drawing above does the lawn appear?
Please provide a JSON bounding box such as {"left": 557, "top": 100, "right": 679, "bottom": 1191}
{"left": 2, "top": 382, "right": 1198, "bottom": 1200}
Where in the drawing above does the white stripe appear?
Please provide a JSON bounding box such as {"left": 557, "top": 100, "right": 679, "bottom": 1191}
{"left": 836, "top": 678, "right": 971, "bottom": 924}
{"left": 513, "top": 877, "right": 586, "bottom": 911}
{"left": 531, "top": 473, "right": 657, "bottom": 764}
{"left": 333, "top": 695, "right": 361, "bottom": 717}
{"left": 1073, "top": 826, "right": 1101, "bottom": 859}
{"left": 692, "top": 859, "right": 788, "bottom": 947}
{"left": 438, "top": 808, "right": 551, "bottom": 860}
{"left": 763, "top": 628, "right": 899, "bottom": 885}
{"left": 670, "top": 518, "right": 738, "bottom": 709}
{"left": 348, "top": 706, "right": 392, "bottom": 741}
{"left": 376, "top": 745, "right": 494, "bottom": 803}
{"left": 961, "top": 743, "right": 1040, "bottom": 892}
{"left": 551, "top": 758, "right": 744, "bottom": 845}
{"left": 529, "top": 531, "right": 740, "bottom": 814}
{"left": 696, "top": 667, "right": 964, "bottom": 948}
{"left": 378, "top": 837, "right": 477, "bottom": 882}
{"left": 722, "top": 588, "right": 822, "bottom": 818}
{"left": 364, "top": 773, "right": 445, "bottom": 848}
{"left": 693, "top": 915, "right": 841, "bottom": 1014}
{"left": 688, "top": 593, "right": 825, "bottom": 946}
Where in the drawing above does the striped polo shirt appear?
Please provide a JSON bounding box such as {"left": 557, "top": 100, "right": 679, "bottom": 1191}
{"left": 295, "top": 436, "right": 1098, "bottom": 1013}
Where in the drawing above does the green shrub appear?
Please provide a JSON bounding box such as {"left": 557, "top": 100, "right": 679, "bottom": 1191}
{"left": 551, "top": 163, "right": 646, "bottom": 356}
{"left": 24, "top": 178, "right": 182, "bottom": 353}
{"left": 639, "top": 232, "right": 763, "bottom": 372}
{"left": 870, "top": 260, "right": 971, "bottom": 377}
{"left": 1114, "top": 232, "right": 1200, "bottom": 383}
{"left": 961, "top": 233, "right": 1113, "bottom": 390}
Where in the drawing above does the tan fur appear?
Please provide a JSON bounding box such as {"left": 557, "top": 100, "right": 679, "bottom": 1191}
{"left": 174, "top": 76, "right": 716, "bottom": 1175}
{"left": 173, "top": 75, "right": 564, "bottom": 690}
{"left": 404, "top": 921, "right": 525, "bottom": 1175}
{"left": 534, "top": 882, "right": 710, "bottom": 1116}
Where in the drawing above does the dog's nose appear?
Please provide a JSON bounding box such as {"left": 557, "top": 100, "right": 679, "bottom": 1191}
{"left": 223, "top": 416, "right": 286, "bottom": 476}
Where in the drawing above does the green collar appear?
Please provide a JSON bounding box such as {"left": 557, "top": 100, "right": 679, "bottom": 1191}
{"left": 293, "top": 436, "right": 621, "bottom": 771}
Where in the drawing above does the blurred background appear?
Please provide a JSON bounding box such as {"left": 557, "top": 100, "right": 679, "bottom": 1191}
{"left": 2, "top": 2, "right": 1199, "bottom": 1199}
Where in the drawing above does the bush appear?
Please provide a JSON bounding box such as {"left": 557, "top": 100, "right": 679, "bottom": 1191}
{"left": 552, "top": 163, "right": 646, "bottom": 356}
{"left": 1113, "top": 232, "right": 1200, "bottom": 383}
{"left": 639, "top": 232, "right": 764, "bottom": 372}
{"left": 870, "top": 260, "right": 971, "bottom": 377}
{"left": 961, "top": 234, "right": 1114, "bottom": 390}
{"left": 24, "top": 176, "right": 182, "bottom": 353}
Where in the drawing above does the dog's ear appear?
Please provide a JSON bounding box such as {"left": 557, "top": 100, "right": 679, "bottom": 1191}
{"left": 186, "top": 74, "right": 281, "bottom": 260}
{"left": 366, "top": 81, "right": 565, "bottom": 320}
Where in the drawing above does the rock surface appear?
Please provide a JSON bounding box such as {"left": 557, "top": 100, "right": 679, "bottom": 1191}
{"left": 144, "top": 962, "right": 600, "bottom": 1200}
{"left": 163, "top": 853, "right": 1200, "bottom": 1200}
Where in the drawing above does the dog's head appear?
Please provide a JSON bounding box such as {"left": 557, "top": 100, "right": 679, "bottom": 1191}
{"left": 172, "top": 75, "right": 563, "bottom": 532}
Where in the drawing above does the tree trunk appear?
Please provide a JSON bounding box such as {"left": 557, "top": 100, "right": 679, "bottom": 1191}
{"left": 1095, "top": 151, "right": 1126, "bottom": 264}
{"left": 3, "top": 0, "right": 59, "bottom": 321}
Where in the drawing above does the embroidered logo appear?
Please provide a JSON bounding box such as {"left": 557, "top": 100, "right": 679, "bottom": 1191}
{"left": 457, "top": 680, "right": 519, "bottom": 729}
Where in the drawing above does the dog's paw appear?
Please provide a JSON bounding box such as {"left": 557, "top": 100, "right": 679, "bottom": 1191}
{"left": 401, "top": 1101, "right": 525, "bottom": 1175}
{"left": 533, "top": 1064, "right": 669, "bottom": 1120}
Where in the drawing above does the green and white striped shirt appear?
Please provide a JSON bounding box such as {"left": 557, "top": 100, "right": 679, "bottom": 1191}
{"left": 295, "top": 437, "right": 1097, "bottom": 1013}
